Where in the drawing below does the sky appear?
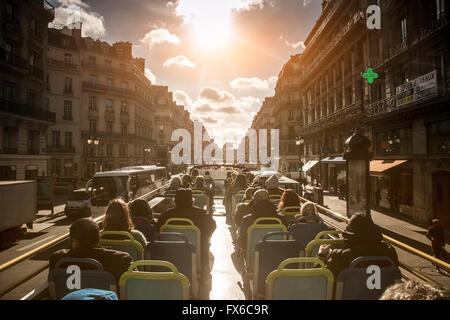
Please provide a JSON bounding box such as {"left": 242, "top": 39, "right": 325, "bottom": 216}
{"left": 48, "top": 0, "right": 323, "bottom": 146}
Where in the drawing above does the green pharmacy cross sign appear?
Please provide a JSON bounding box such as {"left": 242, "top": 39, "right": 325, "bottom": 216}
{"left": 363, "top": 67, "right": 379, "bottom": 84}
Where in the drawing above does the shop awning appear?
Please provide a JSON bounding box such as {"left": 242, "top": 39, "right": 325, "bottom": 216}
{"left": 370, "top": 160, "right": 408, "bottom": 175}
{"left": 321, "top": 157, "right": 346, "bottom": 164}
{"left": 303, "top": 160, "right": 319, "bottom": 172}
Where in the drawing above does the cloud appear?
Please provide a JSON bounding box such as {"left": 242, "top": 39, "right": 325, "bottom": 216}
{"left": 52, "top": 0, "right": 105, "bottom": 38}
{"left": 141, "top": 28, "right": 180, "bottom": 49}
{"left": 173, "top": 90, "right": 193, "bottom": 109}
{"left": 218, "top": 106, "right": 241, "bottom": 114}
{"left": 201, "top": 117, "right": 219, "bottom": 124}
{"left": 145, "top": 67, "right": 157, "bottom": 83}
{"left": 229, "top": 76, "right": 277, "bottom": 90}
{"left": 195, "top": 104, "right": 214, "bottom": 113}
{"left": 163, "top": 55, "right": 196, "bottom": 68}
{"left": 199, "top": 86, "right": 235, "bottom": 104}
{"left": 303, "top": 0, "right": 312, "bottom": 7}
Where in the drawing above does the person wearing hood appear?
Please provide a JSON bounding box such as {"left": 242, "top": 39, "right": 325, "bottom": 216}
{"left": 238, "top": 189, "right": 288, "bottom": 252}
{"left": 264, "top": 174, "right": 284, "bottom": 196}
{"left": 317, "top": 212, "right": 398, "bottom": 278}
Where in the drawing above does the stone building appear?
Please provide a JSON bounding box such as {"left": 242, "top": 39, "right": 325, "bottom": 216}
{"left": 365, "top": 0, "right": 450, "bottom": 226}
{"left": 0, "top": 0, "right": 55, "bottom": 180}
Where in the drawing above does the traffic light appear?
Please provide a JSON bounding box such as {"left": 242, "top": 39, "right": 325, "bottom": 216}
{"left": 298, "top": 161, "right": 304, "bottom": 172}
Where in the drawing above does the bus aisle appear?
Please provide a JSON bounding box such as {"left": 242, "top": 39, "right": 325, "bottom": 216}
{"left": 209, "top": 198, "right": 245, "bottom": 300}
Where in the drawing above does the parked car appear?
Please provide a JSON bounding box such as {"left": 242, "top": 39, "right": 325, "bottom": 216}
{"left": 64, "top": 189, "right": 91, "bottom": 218}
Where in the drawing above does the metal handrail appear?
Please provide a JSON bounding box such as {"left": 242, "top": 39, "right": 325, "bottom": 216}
{"left": 0, "top": 183, "right": 169, "bottom": 298}
{"left": 300, "top": 197, "right": 450, "bottom": 274}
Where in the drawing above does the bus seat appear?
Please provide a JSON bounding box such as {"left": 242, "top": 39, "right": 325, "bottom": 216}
{"left": 131, "top": 217, "right": 156, "bottom": 242}
{"left": 48, "top": 258, "right": 117, "bottom": 300}
{"left": 146, "top": 232, "right": 198, "bottom": 298}
{"left": 288, "top": 216, "right": 329, "bottom": 248}
{"left": 246, "top": 218, "right": 287, "bottom": 272}
{"left": 99, "top": 231, "right": 144, "bottom": 261}
{"left": 279, "top": 206, "right": 301, "bottom": 224}
{"left": 253, "top": 232, "right": 304, "bottom": 300}
{"left": 265, "top": 258, "right": 334, "bottom": 300}
{"left": 119, "top": 261, "right": 190, "bottom": 300}
{"left": 160, "top": 218, "right": 201, "bottom": 273}
{"left": 61, "top": 289, "right": 118, "bottom": 300}
{"left": 335, "top": 256, "right": 402, "bottom": 300}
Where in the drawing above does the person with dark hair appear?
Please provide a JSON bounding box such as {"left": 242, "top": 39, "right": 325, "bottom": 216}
{"left": 181, "top": 174, "right": 193, "bottom": 188}
{"left": 238, "top": 190, "right": 288, "bottom": 252}
{"left": 317, "top": 212, "right": 398, "bottom": 278}
{"left": 49, "top": 218, "right": 132, "bottom": 283}
{"left": 129, "top": 199, "right": 156, "bottom": 241}
{"left": 191, "top": 168, "right": 199, "bottom": 179}
{"left": 102, "top": 199, "right": 148, "bottom": 247}
{"left": 277, "top": 189, "right": 300, "bottom": 213}
{"left": 234, "top": 187, "right": 255, "bottom": 228}
{"left": 156, "top": 189, "right": 216, "bottom": 269}
{"left": 426, "top": 219, "right": 448, "bottom": 271}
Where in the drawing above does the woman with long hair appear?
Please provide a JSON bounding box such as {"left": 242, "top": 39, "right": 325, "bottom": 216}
{"left": 277, "top": 189, "right": 301, "bottom": 213}
{"left": 103, "top": 199, "right": 147, "bottom": 247}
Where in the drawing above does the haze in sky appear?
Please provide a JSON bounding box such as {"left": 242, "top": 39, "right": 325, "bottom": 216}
{"left": 49, "top": 0, "right": 323, "bottom": 146}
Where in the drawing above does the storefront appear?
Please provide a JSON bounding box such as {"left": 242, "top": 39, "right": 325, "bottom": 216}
{"left": 370, "top": 160, "right": 413, "bottom": 215}
{"left": 303, "top": 160, "right": 319, "bottom": 185}
{"left": 321, "top": 157, "right": 346, "bottom": 193}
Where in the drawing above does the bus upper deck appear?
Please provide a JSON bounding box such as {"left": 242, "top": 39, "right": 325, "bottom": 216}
{"left": 0, "top": 167, "right": 448, "bottom": 301}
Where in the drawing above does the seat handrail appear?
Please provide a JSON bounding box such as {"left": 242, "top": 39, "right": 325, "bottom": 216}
{"left": 165, "top": 218, "right": 196, "bottom": 226}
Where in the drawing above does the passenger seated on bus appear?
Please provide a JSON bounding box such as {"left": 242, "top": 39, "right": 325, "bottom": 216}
{"left": 225, "top": 174, "right": 248, "bottom": 216}
{"left": 191, "top": 168, "right": 199, "bottom": 180}
{"left": 379, "top": 280, "right": 450, "bottom": 300}
{"left": 49, "top": 218, "right": 132, "bottom": 284}
{"left": 264, "top": 175, "right": 284, "bottom": 196}
{"left": 234, "top": 187, "right": 256, "bottom": 228}
{"left": 317, "top": 212, "right": 398, "bottom": 278}
{"left": 102, "top": 199, "right": 148, "bottom": 247}
{"left": 238, "top": 190, "right": 288, "bottom": 253}
{"left": 194, "top": 176, "right": 213, "bottom": 211}
{"left": 277, "top": 189, "right": 301, "bottom": 214}
{"left": 288, "top": 202, "right": 319, "bottom": 227}
{"left": 181, "top": 175, "right": 193, "bottom": 188}
{"left": 165, "top": 176, "right": 182, "bottom": 194}
{"left": 129, "top": 199, "right": 156, "bottom": 241}
{"left": 204, "top": 171, "right": 215, "bottom": 195}
{"left": 246, "top": 173, "right": 255, "bottom": 186}
{"left": 156, "top": 189, "right": 217, "bottom": 270}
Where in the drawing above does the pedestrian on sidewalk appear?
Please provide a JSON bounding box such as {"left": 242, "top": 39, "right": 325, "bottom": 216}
{"left": 426, "top": 219, "right": 448, "bottom": 271}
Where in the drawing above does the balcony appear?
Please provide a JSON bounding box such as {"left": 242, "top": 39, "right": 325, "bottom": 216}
{"left": 365, "top": 97, "right": 397, "bottom": 118}
{"left": 88, "top": 108, "right": 99, "bottom": 120}
{"left": 0, "top": 49, "right": 28, "bottom": 73}
{"left": 27, "top": 149, "right": 40, "bottom": 155}
{"left": 0, "top": 99, "right": 56, "bottom": 123}
{"left": 2, "top": 147, "right": 18, "bottom": 154}
{"left": 302, "top": 101, "right": 362, "bottom": 132}
{"left": 104, "top": 109, "right": 115, "bottom": 122}
{"left": 82, "top": 62, "right": 132, "bottom": 78}
{"left": 82, "top": 81, "right": 136, "bottom": 97}
{"left": 47, "top": 146, "right": 76, "bottom": 154}
{"left": 48, "top": 58, "right": 80, "bottom": 72}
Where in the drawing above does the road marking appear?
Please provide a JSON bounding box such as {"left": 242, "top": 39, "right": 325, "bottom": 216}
{"left": 17, "top": 235, "right": 57, "bottom": 252}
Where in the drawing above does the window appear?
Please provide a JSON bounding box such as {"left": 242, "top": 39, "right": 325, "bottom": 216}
{"left": 121, "top": 82, "right": 128, "bottom": 90}
{"left": 90, "top": 75, "right": 97, "bottom": 85}
{"left": 437, "top": 0, "right": 445, "bottom": 19}
{"left": 0, "top": 166, "right": 16, "bottom": 181}
{"left": 119, "top": 144, "right": 127, "bottom": 156}
{"left": 64, "top": 53, "right": 72, "bottom": 64}
{"left": 121, "top": 124, "right": 128, "bottom": 136}
{"left": 106, "top": 144, "right": 113, "bottom": 156}
{"left": 26, "top": 91, "right": 36, "bottom": 107}
{"left": 29, "top": 53, "right": 37, "bottom": 70}
{"left": 88, "top": 56, "right": 96, "bottom": 66}
{"left": 427, "top": 119, "right": 450, "bottom": 155}
{"left": 107, "top": 78, "right": 113, "bottom": 88}
{"left": 4, "top": 82, "right": 15, "bottom": 100}
{"left": 64, "top": 77, "right": 73, "bottom": 94}
{"left": 89, "top": 96, "right": 97, "bottom": 110}
{"left": 121, "top": 101, "right": 128, "bottom": 113}
{"left": 30, "top": 18, "right": 37, "bottom": 34}
{"left": 89, "top": 120, "right": 97, "bottom": 134}
{"left": 52, "top": 130, "right": 60, "bottom": 148}
{"left": 106, "top": 122, "right": 113, "bottom": 134}
{"left": 6, "top": 2, "right": 14, "bottom": 19}
{"left": 97, "top": 144, "right": 105, "bottom": 156}
{"left": 63, "top": 100, "right": 73, "bottom": 120}
{"left": 65, "top": 132, "right": 73, "bottom": 148}
{"left": 401, "top": 18, "right": 407, "bottom": 41}
{"left": 105, "top": 99, "right": 113, "bottom": 110}
{"left": 5, "top": 41, "right": 14, "bottom": 63}
{"left": 288, "top": 110, "right": 294, "bottom": 121}
{"left": 3, "top": 127, "right": 18, "bottom": 151}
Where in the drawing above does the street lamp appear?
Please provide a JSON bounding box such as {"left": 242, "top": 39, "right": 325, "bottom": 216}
{"left": 144, "top": 147, "right": 151, "bottom": 165}
{"left": 344, "top": 130, "right": 373, "bottom": 218}
{"left": 296, "top": 136, "right": 305, "bottom": 174}
{"left": 86, "top": 136, "right": 100, "bottom": 177}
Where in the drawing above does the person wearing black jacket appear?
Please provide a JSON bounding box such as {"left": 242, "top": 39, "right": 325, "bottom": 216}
{"left": 156, "top": 189, "right": 217, "bottom": 270}
{"left": 427, "top": 219, "right": 448, "bottom": 271}
{"left": 49, "top": 218, "right": 132, "bottom": 284}
{"left": 317, "top": 212, "right": 398, "bottom": 278}
{"left": 238, "top": 189, "right": 288, "bottom": 252}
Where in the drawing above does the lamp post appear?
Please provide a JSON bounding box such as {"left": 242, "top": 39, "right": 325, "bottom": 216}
{"left": 344, "top": 130, "right": 373, "bottom": 218}
{"left": 296, "top": 136, "right": 304, "bottom": 173}
{"left": 86, "top": 136, "right": 99, "bottom": 178}
{"left": 144, "top": 147, "right": 151, "bottom": 165}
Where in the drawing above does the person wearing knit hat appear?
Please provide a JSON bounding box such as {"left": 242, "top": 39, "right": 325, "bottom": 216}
{"left": 317, "top": 212, "right": 398, "bottom": 278}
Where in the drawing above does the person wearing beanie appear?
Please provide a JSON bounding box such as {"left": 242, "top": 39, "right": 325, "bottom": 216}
{"left": 317, "top": 212, "right": 398, "bottom": 278}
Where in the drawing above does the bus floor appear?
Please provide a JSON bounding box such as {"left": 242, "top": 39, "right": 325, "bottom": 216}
{"left": 200, "top": 198, "right": 245, "bottom": 300}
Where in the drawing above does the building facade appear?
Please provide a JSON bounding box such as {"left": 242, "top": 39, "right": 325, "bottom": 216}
{"left": 0, "top": 0, "right": 56, "bottom": 180}
{"left": 365, "top": 0, "right": 450, "bottom": 226}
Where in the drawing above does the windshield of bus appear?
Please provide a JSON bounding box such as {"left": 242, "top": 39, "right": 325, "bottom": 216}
{"left": 91, "top": 176, "right": 128, "bottom": 206}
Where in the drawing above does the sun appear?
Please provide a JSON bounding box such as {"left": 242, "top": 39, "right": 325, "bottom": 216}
{"left": 194, "top": 25, "right": 232, "bottom": 49}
